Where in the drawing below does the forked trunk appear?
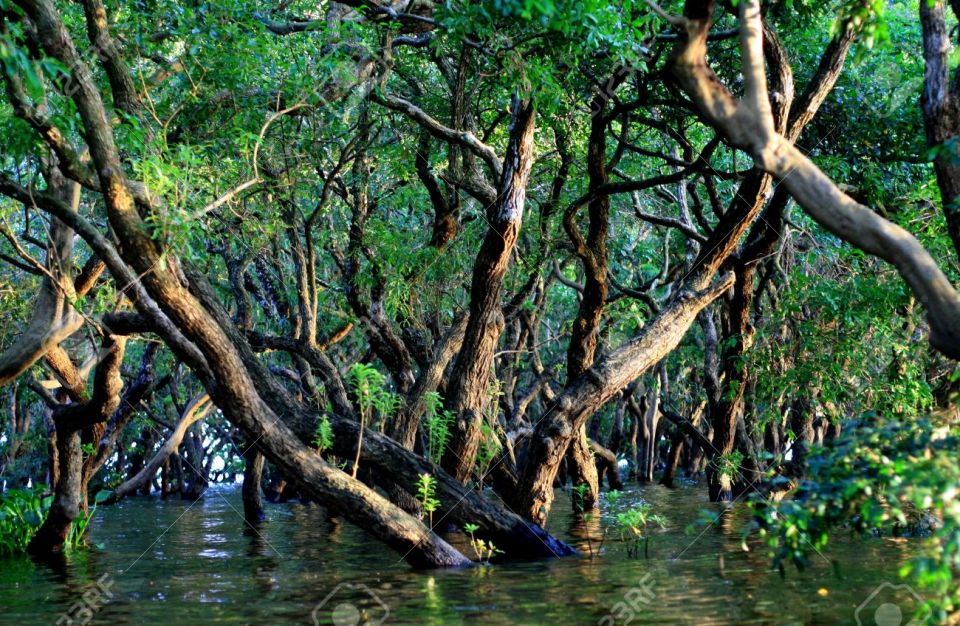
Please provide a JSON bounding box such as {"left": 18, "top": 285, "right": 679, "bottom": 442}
{"left": 442, "top": 98, "right": 536, "bottom": 483}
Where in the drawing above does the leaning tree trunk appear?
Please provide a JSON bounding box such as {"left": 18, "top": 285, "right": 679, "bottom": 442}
{"left": 514, "top": 275, "right": 734, "bottom": 526}
{"left": 15, "top": 0, "right": 470, "bottom": 568}
{"left": 0, "top": 0, "right": 571, "bottom": 568}
{"left": 661, "top": 429, "right": 684, "bottom": 488}
{"left": 329, "top": 414, "right": 576, "bottom": 559}
{"left": 665, "top": 0, "right": 960, "bottom": 359}
{"left": 105, "top": 393, "right": 211, "bottom": 504}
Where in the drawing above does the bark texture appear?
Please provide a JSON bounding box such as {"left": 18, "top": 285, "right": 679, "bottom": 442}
{"left": 667, "top": 0, "right": 960, "bottom": 359}
{"left": 920, "top": 0, "right": 960, "bottom": 261}
{"left": 442, "top": 97, "right": 536, "bottom": 483}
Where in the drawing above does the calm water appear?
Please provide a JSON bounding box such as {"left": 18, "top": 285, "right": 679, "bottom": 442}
{"left": 0, "top": 483, "right": 925, "bottom": 625}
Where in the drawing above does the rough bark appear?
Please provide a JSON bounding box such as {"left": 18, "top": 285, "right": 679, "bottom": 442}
{"left": 561, "top": 91, "right": 618, "bottom": 511}
{"left": 329, "top": 414, "right": 576, "bottom": 559}
{"left": 514, "top": 274, "right": 734, "bottom": 526}
{"left": 920, "top": 0, "right": 960, "bottom": 261}
{"left": 78, "top": 0, "right": 140, "bottom": 116}
{"left": 27, "top": 429, "right": 82, "bottom": 553}
{"left": 28, "top": 334, "right": 126, "bottom": 554}
{"left": 16, "top": 0, "right": 470, "bottom": 568}
{"left": 442, "top": 97, "right": 536, "bottom": 483}
{"left": 0, "top": 171, "right": 82, "bottom": 387}
{"left": 666, "top": 0, "right": 960, "bottom": 359}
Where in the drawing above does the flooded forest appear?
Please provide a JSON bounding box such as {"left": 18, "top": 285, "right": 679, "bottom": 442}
{"left": 0, "top": 0, "right": 959, "bottom": 624}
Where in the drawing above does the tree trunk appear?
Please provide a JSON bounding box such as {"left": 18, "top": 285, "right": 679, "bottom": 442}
{"left": 27, "top": 429, "right": 81, "bottom": 553}
{"left": 514, "top": 275, "right": 734, "bottom": 526}
{"left": 442, "top": 97, "right": 536, "bottom": 483}
{"left": 638, "top": 383, "right": 660, "bottom": 482}
{"left": 628, "top": 398, "right": 640, "bottom": 479}
{"left": 707, "top": 263, "right": 755, "bottom": 502}
{"left": 329, "top": 414, "right": 575, "bottom": 559}
{"left": 561, "top": 90, "right": 618, "bottom": 512}
{"left": 786, "top": 395, "right": 815, "bottom": 478}
{"left": 920, "top": 0, "right": 960, "bottom": 261}
{"left": 243, "top": 448, "right": 266, "bottom": 523}
{"left": 590, "top": 439, "right": 622, "bottom": 490}
{"left": 29, "top": 335, "right": 126, "bottom": 554}
{"left": 661, "top": 430, "right": 684, "bottom": 488}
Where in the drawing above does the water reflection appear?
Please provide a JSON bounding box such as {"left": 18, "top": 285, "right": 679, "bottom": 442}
{"left": 0, "top": 483, "right": 925, "bottom": 625}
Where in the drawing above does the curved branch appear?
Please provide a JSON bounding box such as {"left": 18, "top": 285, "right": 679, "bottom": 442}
{"left": 0, "top": 176, "right": 83, "bottom": 387}
{"left": 372, "top": 92, "right": 503, "bottom": 178}
{"left": 665, "top": 0, "right": 960, "bottom": 359}
{"left": 105, "top": 393, "right": 212, "bottom": 503}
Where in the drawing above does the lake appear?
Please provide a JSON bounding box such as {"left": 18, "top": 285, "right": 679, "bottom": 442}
{"left": 0, "top": 483, "right": 923, "bottom": 624}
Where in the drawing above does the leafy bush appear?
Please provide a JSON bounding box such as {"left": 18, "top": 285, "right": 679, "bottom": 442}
{"left": 753, "top": 413, "right": 960, "bottom": 621}
{"left": 0, "top": 488, "right": 109, "bottom": 556}
{"left": 0, "top": 488, "right": 50, "bottom": 556}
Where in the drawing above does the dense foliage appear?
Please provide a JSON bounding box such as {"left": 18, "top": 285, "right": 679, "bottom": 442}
{"left": 0, "top": 0, "right": 958, "bottom": 622}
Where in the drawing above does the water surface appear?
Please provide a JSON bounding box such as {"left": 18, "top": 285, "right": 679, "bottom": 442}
{"left": 0, "top": 483, "right": 922, "bottom": 624}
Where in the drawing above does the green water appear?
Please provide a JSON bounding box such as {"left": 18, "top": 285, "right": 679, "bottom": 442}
{"left": 0, "top": 484, "right": 925, "bottom": 624}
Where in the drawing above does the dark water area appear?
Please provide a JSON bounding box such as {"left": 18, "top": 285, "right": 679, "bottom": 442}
{"left": 0, "top": 483, "right": 923, "bottom": 624}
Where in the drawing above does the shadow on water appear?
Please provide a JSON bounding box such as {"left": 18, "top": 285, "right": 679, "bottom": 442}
{"left": 0, "top": 483, "right": 920, "bottom": 624}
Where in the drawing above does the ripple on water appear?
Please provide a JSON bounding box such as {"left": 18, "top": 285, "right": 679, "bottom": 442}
{"left": 0, "top": 484, "right": 924, "bottom": 625}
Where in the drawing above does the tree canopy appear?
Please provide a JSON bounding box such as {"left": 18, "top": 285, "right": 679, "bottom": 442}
{"left": 0, "top": 0, "right": 958, "bottom": 622}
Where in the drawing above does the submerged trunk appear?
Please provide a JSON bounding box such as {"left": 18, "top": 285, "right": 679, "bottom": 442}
{"left": 242, "top": 448, "right": 266, "bottom": 523}
{"left": 637, "top": 383, "right": 660, "bottom": 483}
{"left": 29, "top": 335, "right": 126, "bottom": 554}
{"left": 560, "top": 92, "right": 617, "bottom": 512}
{"left": 27, "top": 429, "right": 81, "bottom": 554}
{"left": 661, "top": 431, "right": 684, "bottom": 488}
{"left": 514, "top": 276, "right": 734, "bottom": 526}
{"left": 590, "top": 439, "right": 623, "bottom": 491}
{"left": 329, "top": 414, "right": 576, "bottom": 559}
